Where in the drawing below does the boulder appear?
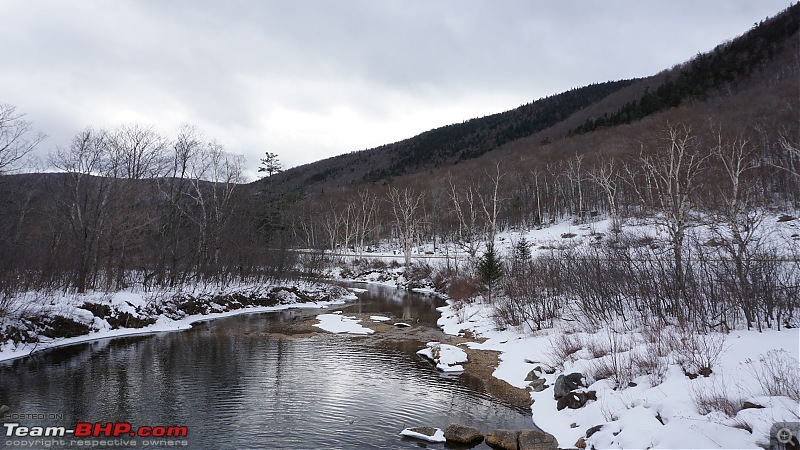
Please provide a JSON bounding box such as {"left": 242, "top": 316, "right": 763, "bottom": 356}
{"left": 524, "top": 369, "right": 540, "bottom": 382}
{"left": 553, "top": 372, "right": 584, "bottom": 399}
{"left": 518, "top": 429, "right": 558, "bottom": 450}
{"left": 444, "top": 423, "right": 484, "bottom": 445}
{"left": 557, "top": 390, "right": 597, "bottom": 410}
{"left": 529, "top": 378, "right": 547, "bottom": 392}
{"left": 585, "top": 425, "right": 603, "bottom": 438}
{"left": 575, "top": 437, "right": 587, "bottom": 449}
{"left": 486, "top": 429, "right": 520, "bottom": 450}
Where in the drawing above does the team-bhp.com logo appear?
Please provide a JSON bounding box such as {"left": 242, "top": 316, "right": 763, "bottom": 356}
{"left": 4, "top": 421, "right": 189, "bottom": 448}
{"left": 5, "top": 422, "right": 188, "bottom": 438}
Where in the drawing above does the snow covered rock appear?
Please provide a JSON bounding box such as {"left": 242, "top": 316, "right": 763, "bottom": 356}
{"left": 416, "top": 342, "right": 468, "bottom": 373}
{"left": 553, "top": 372, "right": 584, "bottom": 399}
{"left": 399, "top": 427, "right": 446, "bottom": 443}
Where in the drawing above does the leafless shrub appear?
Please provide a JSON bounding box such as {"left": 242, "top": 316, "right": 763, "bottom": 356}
{"left": 588, "top": 356, "right": 617, "bottom": 382}
{"left": 744, "top": 349, "right": 800, "bottom": 402}
{"left": 676, "top": 329, "right": 728, "bottom": 376}
{"left": 587, "top": 337, "right": 611, "bottom": 358}
{"left": 631, "top": 347, "right": 668, "bottom": 385}
{"left": 447, "top": 274, "right": 481, "bottom": 303}
{"left": 690, "top": 377, "right": 742, "bottom": 417}
{"left": 547, "top": 333, "right": 584, "bottom": 367}
{"left": 587, "top": 331, "right": 636, "bottom": 387}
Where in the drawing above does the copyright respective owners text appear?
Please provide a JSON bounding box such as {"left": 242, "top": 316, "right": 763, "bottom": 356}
{"left": 2, "top": 406, "right": 189, "bottom": 448}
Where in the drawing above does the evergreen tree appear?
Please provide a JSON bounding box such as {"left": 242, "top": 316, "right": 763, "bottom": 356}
{"left": 511, "top": 238, "right": 532, "bottom": 276}
{"left": 476, "top": 243, "right": 504, "bottom": 303}
{"left": 258, "top": 152, "right": 283, "bottom": 177}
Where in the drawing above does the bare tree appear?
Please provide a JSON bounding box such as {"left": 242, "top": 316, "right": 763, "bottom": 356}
{"left": 387, "top": 187, "right": 424, "bottom": 268}
{"left": 49, "top": 128, "right": 114, "bottom": 292}
{"left": 636, "top": 123, "right": 711, "bottom": 319}
{"left": 590, "top": 157, "right": 623, "bottom": 232}
{"left": 479, "top": 163, "right": 508, "bottom": 244}
{"left": 107, "top": 123, "right": 168, "bottom": 179}
{"left": 0, "top": 104, "right": 45, "bottom": 174}
{"left": 448, "top": 175, "right": 482, "bottom": 259}
{"left": 708, "top": 127, "right": 766, "bottom": 330}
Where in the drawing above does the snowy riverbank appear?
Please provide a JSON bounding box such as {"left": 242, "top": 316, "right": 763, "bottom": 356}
{"left": 0, "top": 282, "right": 356, "bottom": 362}
{"left": 437, "top": 299, "right": 799, "bottom": 449}
{"left": 321, "top": 214, "right": 800, "bottom": 448}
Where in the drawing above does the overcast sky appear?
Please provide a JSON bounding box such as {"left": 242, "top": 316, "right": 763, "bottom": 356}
{"left": 0, "top": 0, "right": 791, "bottom": 180}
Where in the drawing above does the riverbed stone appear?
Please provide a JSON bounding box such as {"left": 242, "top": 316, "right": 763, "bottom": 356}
{"left": 444, "top": 423, "right": 484, "bottom": 445}
{"left": 486, "top": 429, "right": 520, "bottom": 450}
{"left": 553, "top": 372, "right": 584, "bottom": 399}
{"left": 518, "top": 429, "right": 558, "bottom": 450}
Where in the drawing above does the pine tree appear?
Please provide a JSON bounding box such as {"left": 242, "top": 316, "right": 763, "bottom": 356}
{"left": 476, "top": 243, "right": 504, "bottom": 303}
{"left": 258, "top": 152, "right": 283, "bottom": 177}
{"left": 512, "top": 238, "right": 532, "bottom": 276}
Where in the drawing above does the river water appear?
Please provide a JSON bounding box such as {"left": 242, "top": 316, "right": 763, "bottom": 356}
{"left": 0, "top": 284, "right": 533, "bottom": 449}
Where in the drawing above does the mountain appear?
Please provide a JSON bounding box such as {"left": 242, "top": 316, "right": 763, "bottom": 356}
{"left": 259, "top": 2, "right": 799, "bottom": 194}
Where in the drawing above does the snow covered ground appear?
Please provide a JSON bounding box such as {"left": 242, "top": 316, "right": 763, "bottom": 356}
{"left": 438, "top": 299, "right": 799, "bottom": 448}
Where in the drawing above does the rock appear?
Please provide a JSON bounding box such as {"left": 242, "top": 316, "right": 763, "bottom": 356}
{"left": 628, "top": 381, "right": 638, "bottom": 388}
{"left": 556, "top": 390, "right": 596, "bottom": 410}
{"left": 529, "top": 378, "right": 547, "bottom": 392}
{"left": 394, "top": 322, "right": 411, "bottom": 328}
{"left": 575, "top": 437, "right": 587, "bottom": 449}
{"left": 524, "top": 369, "right": 540, "bottom": 382}
{"left": 585, "top": 425, "right": 603, "bottom": 438}
{"left": 570, "top": 423, "right": 578, "bottom": 428}
{"left": 486, "top": 429, "right": 520, "bottom": 450}
{"left": 518, "top": 429, "right": 558, "bottom": 450}
{"left": 444, "top": 423, "right": 484, "bottom": 445}
{"left": 553, "top": 372, "right": 584, "bottom": 399}
{"left": 742, "top": 401, "right": 765, "bottom": 409}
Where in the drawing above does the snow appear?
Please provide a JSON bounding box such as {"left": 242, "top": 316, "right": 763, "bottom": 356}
{"left": 314, "top": 314, "right": 375, "bottom": 335}
{"left": 370, "top": 315, "right": 391, "bottom": 321}
{"left": 425, "top": 215, "right": 800, "bottom": 449}
{"left": 399, "top": 427, "right": 446, "bottom": 443}
{"left": 436, "top": 286, "right": 800, "bottom": 448}
{"left": 417, "top": 342, "right": 468, "bottom": 373}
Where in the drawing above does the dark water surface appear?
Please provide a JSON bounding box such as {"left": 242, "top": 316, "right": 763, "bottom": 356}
{"left": 0, "top": 284, "right": 532, "bottom": 449}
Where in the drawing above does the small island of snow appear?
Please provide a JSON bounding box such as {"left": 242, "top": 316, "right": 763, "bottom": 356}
{"left": 314, "top": 313, "right": 375, "bottom": 335}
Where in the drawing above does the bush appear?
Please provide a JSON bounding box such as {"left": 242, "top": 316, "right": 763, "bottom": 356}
{"left": 745, "top": 349, "right": 800, "bottom": 402}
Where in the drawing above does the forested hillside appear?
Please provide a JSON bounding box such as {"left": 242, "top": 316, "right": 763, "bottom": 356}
{"left": 0, "top": 3, "right": 797, "bottom": 299}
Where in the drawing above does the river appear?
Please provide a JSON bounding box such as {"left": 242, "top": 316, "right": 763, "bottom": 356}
{"left": 0, "top": 284, "right": 533, "bottom": 449}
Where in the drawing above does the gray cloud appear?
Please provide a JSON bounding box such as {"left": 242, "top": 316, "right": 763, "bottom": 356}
{"left": 0, "top": 0, "right": 789, "bottom": 178}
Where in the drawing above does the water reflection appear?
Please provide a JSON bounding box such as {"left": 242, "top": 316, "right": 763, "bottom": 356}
{"left": 0, "top": 285, "right": 532, "bottom": 449}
